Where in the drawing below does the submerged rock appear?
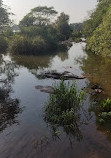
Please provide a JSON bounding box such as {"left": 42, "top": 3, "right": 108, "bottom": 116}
{"left": 88, "top": 84, "right": 104, "bottom": 95}
{"left": 37, "top": 71, "right": 86, "bottom": 80}
{"left": 59, "top": 41, "right": 73, "bottom": 48}
{"left": 35, "top": 85, "right": 54, "bottom": 94}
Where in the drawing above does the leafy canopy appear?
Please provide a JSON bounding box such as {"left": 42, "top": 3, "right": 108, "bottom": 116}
{"left": 55, "top": 12, "right": 71, "bottom": 41}
{"left": 20, "top": 6, "right": 58, "bottom": 26}
{"left": 0, "top": 0, "right": 10, "bottom": 31}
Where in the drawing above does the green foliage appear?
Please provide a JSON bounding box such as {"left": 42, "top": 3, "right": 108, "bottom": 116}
{"left": 44, "top": 80, "right": 86, "bottom": 137}
{"left": 83, "top": 0, "right": 111, "bottom": 56}
{"left": 71, "top": 30, "right": 82, "bottom": 42}
{"left": 95, "top": 99, "right": 111, "bottom": 124}
{"left": 101, "top": 99, "right": 111, "bottom": 112}
{"left": 3, "top": 27, "right": 13, "bottom": 37}
{"left": 86, "top": 6, "right": 111, "bottom": 56}
{"left": 0, "top": 1, "right": 12, "bottom": 53}
{"left": 55, "top": 12, "right": 71, "bottom": 41}
{"left": 0, "top": 0, "right": 10, "bottom": 31}
{"left": 20, "top": 6, "right": 58, "bottom": 27}
{"left": 16, "top": 7, "right": 72, "bottom": 55}
{"left": 20, "top": 26, "right": 46, "bottom": 37}
{"left": 8, "top": 5, "right": 72, "bottom": 55}
{"left": 9, "top": 35, "right": 48, "bottom": 55}
{"left": 0, "top": 36, "right": 8, "bottom": 53}
{"left": 83, "top": 0, "right": 111, "bottom": 37}
{"left": 9, "top": 32, "right": 58, "bottom": 55}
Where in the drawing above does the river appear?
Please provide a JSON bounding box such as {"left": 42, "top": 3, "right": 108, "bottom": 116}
{"left": 0, "top": 43, "right": 111, "bottom": 158}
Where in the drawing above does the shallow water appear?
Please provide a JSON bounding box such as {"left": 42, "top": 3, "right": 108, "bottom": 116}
{"left": 0, "top": 43, "right": 111, "bottom": 158}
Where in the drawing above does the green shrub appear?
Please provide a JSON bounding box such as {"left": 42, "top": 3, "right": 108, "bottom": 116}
{"left": 32, "top": 36, "right": 47, "bottom": 54}
{"left": 9, "top": 35, "right": 49, "bottom": 55}
{"left": 96, "top": 99, "right": 111, "bottom": 124}
{"left": 85, "top": 2, "right": 111, "bottom": 56}
{"left": 101, "top": 98, "right": 111, "bottom": 112}
{"left": 9, "top": 35, "right": 32, "bottom": 55}
{"left": 44, "top": 80, "right": 86, "bottom": 137}
{"left": 0, "top": 36, "right": 8, "bottom": 53}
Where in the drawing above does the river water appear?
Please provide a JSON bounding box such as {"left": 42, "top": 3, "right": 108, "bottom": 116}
{"left": 0, "top": 43, "right": 111, "bottom": 158}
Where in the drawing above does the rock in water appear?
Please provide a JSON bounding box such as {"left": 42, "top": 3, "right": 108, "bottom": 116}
{"left": 35, "top": 85, "right": 54, "bottom": 94}
{"left": 38, "top": 71, "right": 86, "bottom": 80}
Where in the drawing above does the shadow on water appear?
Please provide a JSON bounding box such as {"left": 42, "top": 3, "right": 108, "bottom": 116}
{"left": 0, "top": 55, "right": 22, "bottom": 133}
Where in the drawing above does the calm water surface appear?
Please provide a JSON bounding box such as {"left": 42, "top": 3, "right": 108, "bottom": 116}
{"left": 0, "top": 43, "right": 111, "bottom": 158}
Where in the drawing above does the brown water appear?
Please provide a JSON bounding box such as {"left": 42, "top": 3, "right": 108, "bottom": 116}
{"left": 0, "top": 43, "right": 111, "bottom": 158}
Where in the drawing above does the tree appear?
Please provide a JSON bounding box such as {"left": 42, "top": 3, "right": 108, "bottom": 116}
{"left": 20, "top": 6, "right": 58, "bottom": 27}
{"left": 55, "top": 12, "right": 71, "bottom": 41}
{"left": 83, "top": 0, "right": 111, "bottom": 37}
{"left": 86, "top": 6, "right": 111, "bottom": 56}
{"left": 0, "top": 0, "right": 10, "bottom": 31}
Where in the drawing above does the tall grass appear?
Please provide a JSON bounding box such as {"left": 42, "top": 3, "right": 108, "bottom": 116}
{"left": 44, "top": 80, "right": 86, "bottom": 138}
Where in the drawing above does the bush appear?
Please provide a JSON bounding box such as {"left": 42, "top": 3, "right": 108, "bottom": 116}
{"left": 84, "top": 1, "right": 111, "bottom": 56}
{"left": 9, "top": 35, "right": 49, "bottom": 55}
{"left": 96, "top": 99, "right": 111, "bottom": 124}
{"left": 9, "top": 35, "right": 32, "bottom": 55}
{"left": 0, "top": 36, "right": 8, "bottom": 53}
{"left": 44, "top": 80, "right": 86, "bottom": 137}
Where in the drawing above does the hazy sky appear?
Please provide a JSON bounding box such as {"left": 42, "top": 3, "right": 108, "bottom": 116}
{"left": 3, "top": 0, "right": 97, "bottom": 24}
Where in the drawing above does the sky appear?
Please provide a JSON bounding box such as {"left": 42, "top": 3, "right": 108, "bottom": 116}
{"left": 3, "top": 0, "right": 97, "bottom": 24}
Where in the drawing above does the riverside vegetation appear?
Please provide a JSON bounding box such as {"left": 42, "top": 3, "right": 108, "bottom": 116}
{"left": 82, "top": 0, "right": 111, "bottom": 129}
{"left": 0, "top": 0, "right": 84, "bottom": 55}
{"left": 0, "top": 1, "right": 72, "bottom": 55}
{"left": 83, "top": 0, "right": 111, "bottom": 56}
{"left": 44, "top": 80, "right": 86, "bottom": 138}
{"left": 94, "top": 99, "right": 111, "bottom": 125}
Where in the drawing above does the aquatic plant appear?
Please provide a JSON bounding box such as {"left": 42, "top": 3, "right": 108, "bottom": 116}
{"left": 101, "top": 98, "right": 111, "bottom": 112}
{"left": 95, "top": 99, "right": 111, "bottom": 124}
{"left": 44, "top": 80, "right": 86, "bottom": 139}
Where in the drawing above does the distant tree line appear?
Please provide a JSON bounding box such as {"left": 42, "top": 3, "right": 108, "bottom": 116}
{"left": 0, "top": 3, "right": 73, "bottom": 55}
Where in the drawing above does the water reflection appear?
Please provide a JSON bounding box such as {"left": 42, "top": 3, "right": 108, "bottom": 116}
{"left": 11, "top": 50, "right": 68, "bottom": 70}
{"left": 0, "top": 56, "right": 22, "bottom": 133}
{"left": 78, "top": 52, "right": 111, "bottom": 97}
{"left": 78, "top": 52, "right": 111, "bottom": 142}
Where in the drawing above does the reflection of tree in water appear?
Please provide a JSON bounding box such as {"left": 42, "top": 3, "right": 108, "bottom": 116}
{"left": 0, "top": 88, "right": 21, "bottom": 132}
{"left": 89, "top": 99, "right": 111, "bottom": 142}
{"left": 11, "top": 51, "right": 69, "bottom": 82}
{"left": 11, "top": 50, "right": 68, "bottom": 70}
{"left": 11, "top": 55, "right": 51, "bottom": 70}
{"left": 77, "top": 52, "right": 111, "bottom": 140}
{"left": 0, "top": 56, "right": 22, "bottom": 132}
{"left": 77, "top": 52, "right": 111, "bottom": 97}
{"left": 56, "top": 50, "right": 68, "bottom": 61}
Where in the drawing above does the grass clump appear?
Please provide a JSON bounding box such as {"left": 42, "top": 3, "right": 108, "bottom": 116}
{"left": 97, "top": 99, "right": 111, "bottom": 124}
{"left": 44, "top": 80, "right": 86, "bottom": 138}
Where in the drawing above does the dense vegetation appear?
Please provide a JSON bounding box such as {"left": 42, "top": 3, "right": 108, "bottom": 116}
{"left": 83, "top": 0, "right": 111, "bottom": 56}
{"left": 91, "top": 98, "right": 111, "bottom": 128}
{"left": 70, "top": 23, "right": 83, "bottom": 42}
{"left": 0, "top": 4, "right": 73, "bottom": 55}
{"left": 0, "top": 0, "right": 12, "bottom": 53}
{"left": 0, "top": 2, "right": 85, "bottom": 55}
{"left": 9, "top": 6, "right": 72, "bottom": 55}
